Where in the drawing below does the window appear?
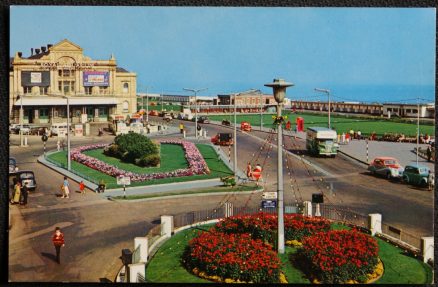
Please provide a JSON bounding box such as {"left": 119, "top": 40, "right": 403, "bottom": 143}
{"left": 405, "top": 109, "right": 411, "bottom": 113}
{"left": 40, "top": 86, "right": 48, "bottom": 95}
{"left": 39, "top": 108, "right": 49, "bottom": 118}
{"left": 98, "top": 107, "right": 108, "bottom": 118}
{"left": 412, "top": 109, "right": 418, "bottom": 113}
{"left": 100, "top": 86, "right": 108, "bottom": 94}
{"left": 123, "top": 83, "right": 129, "bottom": 93}
{"left": 85, "top": 87, "right": 92, "bottom": 95}
{"left": 23, "top": 86, "right": 32, "bottom": 94}
{"left": 123, "top": 101, "right": 129, "bottom": 112}
{"left": 58, "top": 69, "right": 75, "bottom": 95}
{"left": 387, "top": 108, "right": 392, "bottom": 112}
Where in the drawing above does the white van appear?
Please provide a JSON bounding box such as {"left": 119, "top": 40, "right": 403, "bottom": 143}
{"left": 50, "top": 123, "right": 68, "bottom": 136}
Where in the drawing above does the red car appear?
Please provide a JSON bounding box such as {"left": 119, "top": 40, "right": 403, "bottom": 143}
{"left": 367, "top": 157, "right": 404, "bottom": 179}
{"left": 211, "top": 133, "right": 233, "bottom": 146}
{"left": 240, "top": 121, "right": 252, "bottom": 132}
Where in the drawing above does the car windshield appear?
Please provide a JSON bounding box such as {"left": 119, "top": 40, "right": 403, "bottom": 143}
{"left": 20, "top": 173, "right": 34, "bottom": 179}
{"left": 384, "top": 160, "right": 398, "bottom": 165}
{"left": 419, "top": 168, "right": 427, "bottom": 174}
{"left": 9, "top": 159, "right": 16, "bottom": 165}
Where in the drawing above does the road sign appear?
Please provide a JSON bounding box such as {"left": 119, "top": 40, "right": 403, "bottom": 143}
{"left": 41, "top": 134, "right": 48, "bottom": 142}
{"left": 262, "top": 192, "right": 277, "bottom": 200}
{"left": 261, "top": 200, "right": 277, "bottom": 208}
{"left": 117, "top": 176, "right": 131, "bottom": 186}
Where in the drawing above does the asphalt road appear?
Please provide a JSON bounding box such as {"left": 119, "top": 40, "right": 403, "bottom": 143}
{"left": 8, "top": 119, "right": 433, "bottom": 282}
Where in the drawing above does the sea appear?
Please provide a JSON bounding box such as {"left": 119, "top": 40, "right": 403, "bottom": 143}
{"left": 287, "top": 84, "right": 435, "bottom": 105}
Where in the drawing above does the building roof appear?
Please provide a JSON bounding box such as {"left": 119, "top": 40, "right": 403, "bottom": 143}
{"left": 27, "top": 51, "right": 50, "bottom": 59}
{"left": 116, "top": 67, "right": 130, "bottom": 73}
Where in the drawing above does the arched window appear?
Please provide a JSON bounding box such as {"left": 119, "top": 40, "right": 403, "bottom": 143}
{"left": 123, "top": 83, "right": 129, "bottom": 93}
{"left": 123, "top": 101, "right": 129, "bottom": 112}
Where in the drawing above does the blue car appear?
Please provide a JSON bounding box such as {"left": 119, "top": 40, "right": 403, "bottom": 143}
{"left": 402, "top": 164, "right": 430, "bottom": 187}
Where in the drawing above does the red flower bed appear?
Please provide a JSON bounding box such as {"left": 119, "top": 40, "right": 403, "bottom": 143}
{"left": 183, "top": 229, "right": 282, "bottom": 283}
{"left": 300, "top": 229, "right": 379, "bottom": 283}
{"left": 214, "top": 212, "right": 330, "bottom": 245}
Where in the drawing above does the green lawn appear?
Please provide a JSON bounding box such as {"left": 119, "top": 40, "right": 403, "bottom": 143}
{"left": 46, "top": 144, "right": 233, "bottom": 189}
{"left": 83, "top": 144, "right": 188, "bottom": 174}
{"left": 145, "top": 222, "right": 432, "bottom": 284}
{"left": 112, "top": 184, "right": 262, "bottom": 200}
{"left": 209, "top": 112, "right": 434, "bottom": 137}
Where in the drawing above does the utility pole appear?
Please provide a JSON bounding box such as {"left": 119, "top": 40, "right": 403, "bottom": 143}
{"left": 417, "top": 95, "right": 420, "bottom": 166}
{"left": 315, "top": 88, "right": 331, "bottom": 129}
{"left": 265, "top": 79, "right": 294, "bottom": 255}
{"left": 183, "top": 88, "right": 208, "bottom": 139}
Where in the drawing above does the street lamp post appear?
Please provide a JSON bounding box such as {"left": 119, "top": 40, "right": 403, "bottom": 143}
{"left": 315, "top": 88, "right": 331, "bottom": 129}
{"left": 20, "top": 94, "right": 24, "bottom": 146}
{"left": 260, "top": 92, "right": 263, "bottom": 131}
{"left": 265, "top": 78, "right": 294, "bottom": 254}
{"left": 66, "top": 96, "right": 71, "bottom": 171}
{"left": 416, "top": 96, "right": 420, "bottom": 165}
{"left": 183, "top": 88, "right": 208, "bottom": 139}
{"left": 234, "top": 93, "right": 237, "bottom": 176}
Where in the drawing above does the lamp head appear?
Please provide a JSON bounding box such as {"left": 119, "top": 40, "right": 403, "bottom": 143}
{"left": 264, "top": 78, "right": 294, "bottom": 104}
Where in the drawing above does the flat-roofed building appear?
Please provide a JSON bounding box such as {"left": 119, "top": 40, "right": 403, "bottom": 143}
{"left": 9, "top": 39, "right": 137, "bottom": 124}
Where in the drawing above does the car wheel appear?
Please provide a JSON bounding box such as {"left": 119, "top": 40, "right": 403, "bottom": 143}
{"left": 386, "top": 172, "right": 391, "bottom": 180}
{"left": 402, "top": 176, "right": 409, "bottom": 183}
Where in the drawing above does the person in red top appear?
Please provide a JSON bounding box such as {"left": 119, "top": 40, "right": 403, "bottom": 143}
{"left": 52, "top": 227, "right": 65, "bottom": 264}
{"left": 79, "top": 181, "right": 85, "bottom": 195}
{"left": 252, "top": 163, "right": 263, "bottom": 186}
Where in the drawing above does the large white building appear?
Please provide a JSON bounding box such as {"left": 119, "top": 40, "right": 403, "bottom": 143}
{"left": 9, "top": 39, "right": 137, "bottom": 124}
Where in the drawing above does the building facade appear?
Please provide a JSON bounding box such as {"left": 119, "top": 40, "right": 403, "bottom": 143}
{"left": 9, "top": 39, "right": 137, "bottom": 124}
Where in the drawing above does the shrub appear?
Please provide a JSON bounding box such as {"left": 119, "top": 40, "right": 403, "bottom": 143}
{"left": 183, "top": 229, "right": 282, "bottom": 283}
{"left": 136, "top": 154, "right": 161, "bottom": 167}
{"left": 103, "top": 144, "right": 120, "bottom": 157}
{"left": 214, "top": 212, "right": 330, "bottom": 245}
{"left": 300, "top": 229, "right": 379, "bottom": 283}
{"left": 112, "top": 133, "right": 159, "bottom": 165}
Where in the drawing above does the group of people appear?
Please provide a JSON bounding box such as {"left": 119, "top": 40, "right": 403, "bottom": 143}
{"left": 337, "top": 129, "right": 363, "bottom": 144}
{"left": 60, "top": 177, "right": 87, "bottom": 198}
{"left": 10, "top": 180, "right": 28, "bottom": 206}
{"left": 246, "top": 162, "right": 263, "bottom": 185}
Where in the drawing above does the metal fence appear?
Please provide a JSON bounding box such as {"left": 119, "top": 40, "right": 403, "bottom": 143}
{"left": 45, "top": 155, "right": 98, "bottom": 185}
{"left": 381, "top": 222, "right": 422, "bottom": 251}
{"left": 316, "top": 204, "right": 369, "bottom": 229}
{"left": 173, "top": 208, "right": 225, "bottom": 229}
{"left": 146, "top": 224, "right": 162, "bottom": 249}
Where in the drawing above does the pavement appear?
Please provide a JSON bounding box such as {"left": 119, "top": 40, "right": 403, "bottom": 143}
{"left": 338, "top": 140, "right": 434, "bottom": 171}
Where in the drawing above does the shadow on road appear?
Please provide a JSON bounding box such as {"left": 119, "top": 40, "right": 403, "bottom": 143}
{"left": 41, "top": 252, "right": 57, "bottom": 263}
{"left": 99, "top": 278, "right": 113, "bottom": 283}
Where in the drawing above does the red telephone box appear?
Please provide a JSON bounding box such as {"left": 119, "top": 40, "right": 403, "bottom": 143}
{"left": 296, "top": 117, "right": 304, "bottom": 132}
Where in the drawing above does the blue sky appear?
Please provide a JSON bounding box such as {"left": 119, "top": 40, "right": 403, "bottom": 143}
{"left": 10, "top": 7, "right": 435, "bottom": 101}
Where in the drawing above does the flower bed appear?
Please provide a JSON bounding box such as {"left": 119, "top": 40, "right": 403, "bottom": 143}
{"left": 214, "top": 212, "right": 331, "bottom": 245}
{"left": 183, "top": 229, "right": 283, "bottom": 283}
{"left": 300, "top": 229, "right": 379, "bottom": 283}
{"left": 70, "top": 140, "right": 210, "bottom": 182}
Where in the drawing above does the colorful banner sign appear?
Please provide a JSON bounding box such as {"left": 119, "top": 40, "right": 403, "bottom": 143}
{"left": 83, "top": 71, "right": 109, "bottom": 86}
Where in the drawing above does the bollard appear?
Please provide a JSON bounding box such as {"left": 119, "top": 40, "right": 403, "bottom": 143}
{"left": 24, "top": 136, "right": 28, "bottom": 146}
{"left": 128, "top": 263, "right": 146, "bottom": 283}
{"left": 421, "top": 237, "right": 434, "bottom": 263}
{"left": 183, "top": 130, "right": 186, "bottom": 138}
{"left": 224, "top": 202, "right": 233, "bottom": 217}
{"left": 303, "top": 201, "right": 312, "bottom": 217}
{"left": 134, "top": 237, "right": 149, "bottom": 263}
{"left": 368, "top": 213, "right": 382, "bottom": 236}
{"left": 315, "top": 203, "right": 321, "bottom": 217}
{"left": 160, "top": 215, "right": 174, "bottom": 238}
{"left": 366, "top": 139, "right": 369, "bottom": 163}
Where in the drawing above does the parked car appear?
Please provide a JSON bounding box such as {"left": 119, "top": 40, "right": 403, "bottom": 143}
{"left": 9, "top": 157, "right": 18, "bottom": 175}
{"left": 12, "top": 124, "right": 31, "bottom": 134}
{"left": 402, "top": 164, "right": 430, "bottom": 187}
{"left": 15, "top": 170, "right": 37, "bottom": 191}
{"left": 241, "top": 121, "right": 252, "bottom": 132}
{"left": 50, "top": 123, "right": 68, "bottom": 136}
{"left": 222, "top": 119, "right": 231, "bottom": 126}
{"left": 9, "top": 124, "right": 20, "bottom": 133}
{"left": 211, "top": 133, "right": 233, "bottom": 146}
{"left": 149, "top": 110, "right": 159, "bottom": 116}
{"left": 163, "top": 113, "right": 172, "bottom": 122}
{"left": 367, "top": 157, "right": 404, "bottom": 179}
{"left": 198, "top": 116, "right": 210, "bottom": 124}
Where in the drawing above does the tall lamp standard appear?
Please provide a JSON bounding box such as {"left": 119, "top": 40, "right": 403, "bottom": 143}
{"left": 144, "top": 86, "right": 152, "bottom": 123}
{"left": 314, "top": 88, "right": 331, "bottom": 129}
{"left": 20, "top": 94, "right": 24, "bottom": 146}
{"left": 53, "top": 94, "right": 71, "bottom": 171}
{"left": 183, "top": 88, "right": 208, "bottom": 139}
{"left": 265, "top": 78, "right": 294, "bottom": 254}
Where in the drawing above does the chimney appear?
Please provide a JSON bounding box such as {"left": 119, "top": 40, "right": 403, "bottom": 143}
{"left": 47, "top": 44, "right": 53, "bottom": 49}
{"left": 35, "top": 48, "right": 40, "bottom": 54}
{"left": 31, "top": 48, "right": 34, "bottom": 56}
{"left": 17, "top": 52, "right": 22, "bottom": 58}
{"left": 41, "top": 46, "right": 46, "bottom": 53}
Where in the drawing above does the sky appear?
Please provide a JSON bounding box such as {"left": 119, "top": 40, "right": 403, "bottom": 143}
{"left": 10, "top": 6, "right": 436, "bottom": 102}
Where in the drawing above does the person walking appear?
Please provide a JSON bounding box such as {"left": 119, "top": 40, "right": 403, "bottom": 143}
{"left": 428, "top": 170, "right": 434, "bottom": 191}
{"left": 246, "top": 162, "right": 252, "bottom": 178}
{"left": 56, "top": 140, "right": 60, "bottom": 152}
{"left": 427, "top": 145, "right": 432, "bottom": 162}
{"left": 97, "top": 179, "right": 106, "bottom": 193}
{"left": 62, "top": 176, "right": 70, "bottom": 198}
{"left": 252, "top": 163, "right": 263, "bottom": 186}
{"left": 11, "top": 181, "right": 21, "bottom": 204}
{"left": 197, "top": 124, "right": 202, "bottom": 137}
{"left": 179, "top": 123, "right": 184, "bottom": 134}
{"left": 20, "top": 182, "right": 28, "bottom": 206}
{"left": 52, "top": 227, "right": 65, "bottom": 264}
{"left": 341, "top": 132, "right": 345, "bottom": 144}
{"left": 357, "top": 130, "right": 362, "bottom": 140}
{"left": 79, "top": 180, "right": 85, "bottom": 195}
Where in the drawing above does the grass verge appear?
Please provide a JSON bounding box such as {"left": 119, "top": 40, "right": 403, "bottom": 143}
{"left": 209, "top": 111, "right": 434, "bottom": 137}
{"left": 46, "top": 143, "right": 233, "bottom": 189}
